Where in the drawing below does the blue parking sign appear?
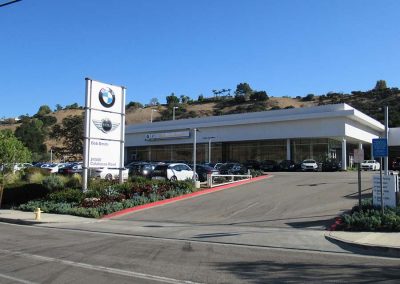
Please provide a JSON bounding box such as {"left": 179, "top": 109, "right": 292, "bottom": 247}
{"left": 372, "top": 138, "right": 388, "bottom": 157}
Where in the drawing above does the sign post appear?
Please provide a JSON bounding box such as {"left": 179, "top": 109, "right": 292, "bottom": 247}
{"left": 83, "top": 78, "right": 126, "bottom": 191}
{"left": 354, "top": 148, "right": 364, "bottom": 210}
{"left": 372, "top": 138, "right": 388, "bottom": 214}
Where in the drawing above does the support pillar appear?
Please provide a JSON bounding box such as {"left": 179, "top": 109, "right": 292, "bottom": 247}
{"left": 342, "top": 138, "right": 347, "bottom": 171}
{"left": 286, "top": 139, "right": 291, "bottom": 160}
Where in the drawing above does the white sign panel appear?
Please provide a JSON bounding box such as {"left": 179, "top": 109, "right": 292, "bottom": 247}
{"left": 354, "top": 149, "right": 364, "bottom": 164}
{"left": 145, "top": 130, "right": 190, "bottom": 141}
{"left": 89, "top": 109, "right": 122, "bottom": 141}
{"left": 373, "top": 175, "right": 397, "bottom": 208}
{"left": 88, "top": 139, "right": 121, "bottom": 168}
{"left": 89, "top": 80, "right": 124, "bottom": 113}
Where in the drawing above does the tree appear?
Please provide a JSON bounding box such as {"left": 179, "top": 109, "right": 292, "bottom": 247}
{"left": 250, "top": 91, "right": 269, "bottom": 101}
{"left": 14, "top": 119, "right": 47, "bottom": 155}
{"left": 235, "top": 83, "right": 253, "bottom": 97}
{"left": 0, "top": 130, "right": 32, "bottom": 207}
{"left": 149, "top": 98, "right": 159, "bottom": 106}
{"left": 37, "top": 105, "right": 52, "bottom": 116}
{"left": 51, "top": 115, "right": 84, "bottom": 159}
{"left": 55, "top": 104, "right": 63, "bottom": 111}
{"left": 126, "top": 101, "right": 143, "bottom": 109}
{"left": 198, "top": 94, "right": 204, "bottom": 102}
{"left": 374, "top": 80, "right": 388, "bottom": 91}
{"left": 180, "top": 95, "right": 190, "bottom": 104}
{"left": 166, "top": 93, "right": 179, "bottom": 106}
{"left": 302, "top": 94, "right": 315, "bottom": 101}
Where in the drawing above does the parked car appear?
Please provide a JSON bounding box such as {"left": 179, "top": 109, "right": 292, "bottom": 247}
{"left": 260, "top": 160, "right": 279, "bottom": 172}
{"left": 59, "top": 163, "right": 83, "bottom": 175}
{"left": 151, "top": 163, "right": 197, "bottom": 181}
{"left": 191, "top": 164, "right": 219, "bottom": 182}
{"left": 40, "top": 163, "right": 59, "bottom": 173}
{"left": 244, "top": 160, "right": 261, "bottom": 170}
{"left": 219, "top": 163, "right": 248, "bottom": 175}
{"left": 361, "top": 160, "right": 380, "bottom": 171}
{"left": 91, "top": 168, "right": 129, "bottom": 180}
{"left": 321, "top": 159, "right": 341, "bottom": 172}
{"left": 278, "top": 160, "right": 297, "bottom": 171}
{"left": 300, "top": 159, "right": 319, "bottom": 171}
{"left": 391, "top": 157, "right": 400, "bottom": 171}
{"left": 126, "top": 162, "right": 155, "bottom": 178}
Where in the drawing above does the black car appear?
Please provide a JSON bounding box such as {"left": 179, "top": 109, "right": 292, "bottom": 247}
{"left": 190, "top": 164, "right": 219, "bottom": 182}
{"left": 260, "top": 160, "right": 279, "bottom": 171}
{"left": 391, "top": 157, "right": 400, "bottom": 171}
{"left": 321, "top": 159, "right": 341, "bottom": 172}
{"left": 219, "top": 163, "right": 248, "bottom": 175}
{"left": 126, "top": 162, "right": 156, "bottom": 178}
{"left": 278, "top": 160, "right": 297, "bottom": 171}
{"left": 244, "top": 160, "right": 261, "bottom": 170}
{"left": 59, "top": 163, "right": 82, "bottom": 175}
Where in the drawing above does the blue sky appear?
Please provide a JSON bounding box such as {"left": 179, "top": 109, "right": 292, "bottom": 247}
{"left": 1, "top": 0, "right": 399, "bottom": 118}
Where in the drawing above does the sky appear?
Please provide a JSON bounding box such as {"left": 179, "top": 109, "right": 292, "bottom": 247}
{"left": 1, "top": 0, "right": 399, "bottom": 118}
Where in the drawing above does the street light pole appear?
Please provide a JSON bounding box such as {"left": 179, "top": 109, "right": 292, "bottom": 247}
{"left": 384, "top": 106, "right": 389, "bottom": 175}
{"left": 193, "top": 128, "right": 197, "bottom": 182}
{"left": 173, "top": 106, "right": 178, "bottom": 120}
{"left": 203, "top": 136, "right": 216, "bottom": 163}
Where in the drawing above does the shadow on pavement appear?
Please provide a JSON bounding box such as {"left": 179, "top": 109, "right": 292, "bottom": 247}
{"left": 286, "top": 217, "right": 335, "bottom": 229}
{"left": 215, "top": 259, "right": 400, "bottom": 283}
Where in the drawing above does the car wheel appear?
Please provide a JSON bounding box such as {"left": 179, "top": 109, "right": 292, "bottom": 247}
{"left": 170, "top": 176, "right": 177, "bottom": 182}
{"left": 105, "top": 173, "right": 113, "bottom": 181}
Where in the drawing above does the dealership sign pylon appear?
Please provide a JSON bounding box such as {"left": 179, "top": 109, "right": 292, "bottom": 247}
{"left": 82, "top": 78, "right": 126, "bottom": 190}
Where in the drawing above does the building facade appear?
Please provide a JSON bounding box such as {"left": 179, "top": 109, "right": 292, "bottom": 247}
{"left": 125, "top": 104, "right": 385, "bottom": 170}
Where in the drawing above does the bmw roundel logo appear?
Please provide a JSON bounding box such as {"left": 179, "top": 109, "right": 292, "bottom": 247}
{"left": 99, "top": 88, "right": 115, "bottom": 108}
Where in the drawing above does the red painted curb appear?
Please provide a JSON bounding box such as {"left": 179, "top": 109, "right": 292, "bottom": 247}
{"left": 101, "top": 175, "right": 271, "bottom": 219}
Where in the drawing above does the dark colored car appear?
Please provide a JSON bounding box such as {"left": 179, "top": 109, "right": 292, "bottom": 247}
{"left": 219, "top": 163, "right": 248, "bottom": 175}
{"left": 59, "top": 163, "right": 82, "bottom": 175}
{"left": 244, "top": 160, "right": 261, "bottom": 170}
{"left": 190, "top": 164, "right": 219, "bottom": 182}
{"left": 126, "top": 162, "right": 155, "bottom": 178}
{"left": 321, "top": 159, "right": 341, "bottom": 172}
{"left": 260, "top": 160, "right": 279, "bottom": 171}
{"left": 391, "top": 157, "right": 400, "bottom": 171}
{"left": 278, "top": 160, "right": 297, "bottom": 171}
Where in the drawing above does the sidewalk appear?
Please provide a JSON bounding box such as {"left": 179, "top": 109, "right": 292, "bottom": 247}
{"left": 0, "top": 209, "right": 96, "bottom": 225}
{"left": 325, "top": 231, "right": 400, "bottom": 257}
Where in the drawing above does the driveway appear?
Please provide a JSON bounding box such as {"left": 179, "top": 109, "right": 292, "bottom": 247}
{"left": 115, "top": 171, "right": 375, "bottom": 229}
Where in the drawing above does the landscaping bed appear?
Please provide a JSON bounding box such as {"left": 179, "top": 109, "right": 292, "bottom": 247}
{"left": 16, "top": 176, "right": 196, "bottom": 218}
{"left": 339, "top": 198, "right": 400, "bottom": 232}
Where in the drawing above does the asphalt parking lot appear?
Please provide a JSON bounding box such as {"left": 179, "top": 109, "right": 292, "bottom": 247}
{"left": 115, "top": 171, "right": 376, "bottom": 229}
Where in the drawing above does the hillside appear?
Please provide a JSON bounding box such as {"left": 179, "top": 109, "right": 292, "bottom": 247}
{"left": 1, "top": 83, "right": 399, "bottom": 161}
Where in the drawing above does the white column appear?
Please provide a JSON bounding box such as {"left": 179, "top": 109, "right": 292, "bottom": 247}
{"left": 286, "top": 139, "right": 291, "bottom": 160}
{"left": 358, "top": 143, "right": 363, "bottom": 149}
{"left": 341, "top": 138, "right": 347, "bottom": 170}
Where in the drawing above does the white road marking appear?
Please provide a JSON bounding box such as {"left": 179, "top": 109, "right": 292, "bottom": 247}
{"left": 0, "top": 272, "right": 38, "bottom": 284}
{"left": 0, "top": 249, "right": 202, "bottom": 284}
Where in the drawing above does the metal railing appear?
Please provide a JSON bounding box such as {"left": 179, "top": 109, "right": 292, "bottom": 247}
{"left": 207, "top": 174, "right": 252, "bottom": 188}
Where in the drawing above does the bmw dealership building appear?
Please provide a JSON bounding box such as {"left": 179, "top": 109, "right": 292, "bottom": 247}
{"left": 124, "top": 104, "right": 392, "bottom": 170}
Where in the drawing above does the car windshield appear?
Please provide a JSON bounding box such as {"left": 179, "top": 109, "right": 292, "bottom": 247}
{"left": 303, "top": 160, "right": 316, "bottom": 163}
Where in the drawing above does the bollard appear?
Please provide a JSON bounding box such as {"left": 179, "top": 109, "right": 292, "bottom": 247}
{"left": 34, "top": 208, "right": 43, "bottom": 221}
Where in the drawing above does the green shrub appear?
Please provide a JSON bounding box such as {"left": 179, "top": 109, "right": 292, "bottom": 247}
{"left": 22, "top": 167, "right": 49, "bottom": 183}
{"left": 42, "top": 175, "right": 65, "bottom": 192}
{"left": 2, "top": 183, "right": 48, "bottom": 207}
{"left": 250, "top": 169, "right": 263, "bottom": 177}
{"left": 48, "top": 188, "right": 84, "bottom": 203}
{"left": 4, "top": 172, "right": 22, "bottom": 185}
{"left": 66, "top": 173, "right": 82, "bottom": 188}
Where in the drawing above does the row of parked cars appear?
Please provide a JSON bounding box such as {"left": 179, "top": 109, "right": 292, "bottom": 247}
{"left": 243, "top": 159, "right": 342, "bottom": 172}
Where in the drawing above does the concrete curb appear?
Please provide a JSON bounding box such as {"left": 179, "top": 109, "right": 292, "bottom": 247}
{"left": 325, "top": 232, "right": 400, "bottom": 258}
{"left": 102, "top": 175, "right": 272, "bottom": 219}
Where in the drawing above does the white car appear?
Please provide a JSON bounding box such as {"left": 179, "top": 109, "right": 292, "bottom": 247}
{"left": 361, "top": 160, "right": 380, "bottom": 171}
{"left": 151, "top": 163, "right": 197, "bottom": 181}
{"left": 301, "top": 159, "right": 319, "bottom": 171}
{"left": 91, "top": 168, "right": 129, "bottom": 181}
{"left": 40, "top": 163, "right": 59, "bottom": 173}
